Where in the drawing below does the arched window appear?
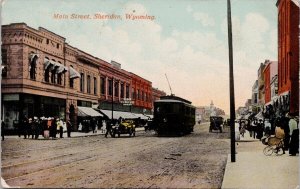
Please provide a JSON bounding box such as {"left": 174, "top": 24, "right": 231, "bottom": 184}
{"left": 50, "top": 59, "right": 57, "bottom": 83}
{"left": 69, "top": 65, "right": 74, "bottom": 88}
{"left": 29, "top": 53, "right": 38, "bottom": 80}
{"left": 44, "top": 57, "right": 50, "bottom": 82}
{"left": 57, "top": 61, "right": 62, "bottom": 85}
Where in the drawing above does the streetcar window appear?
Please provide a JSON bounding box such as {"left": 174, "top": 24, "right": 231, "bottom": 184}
{"left": 172, "top": 103, "right": 180, "bottom": 113}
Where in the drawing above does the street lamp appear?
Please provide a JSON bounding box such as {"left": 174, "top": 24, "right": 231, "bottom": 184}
{"left": 227, "top": 0, "right": 236, "bottom": 162}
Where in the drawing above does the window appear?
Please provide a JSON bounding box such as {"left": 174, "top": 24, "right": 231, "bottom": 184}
{"left": 94, "top": 77, "right": 97, "bottom": 95}
{"left": 50, "top": 60, "right": 57, "bottom": 84}
{"left": 29, "top": 54, "right": 37, "bottom": 80}
{"left": 57, "top": 73, "right": 62, "bottom": 85}
{"left": 57, "top": 43, "right": 60, "bottom": 49}
{"left": 57, "top": 61, "right": 62, "bottom": 85}
{"left": 114, "top": 81, "right": 119, "bottom": 97}
{"left": 46, "top": 39, "right": 49, "bottom": 44}
{"left": 80, "top": 73, "right": 85, "bottom": 92}
{"left": 120, "top": 83, "right": 124, "bottom": 98}
{"left": 100, "top": 77, "right": 105, "bottom": 95}
{"left": 126, "top": 85, "right": 129, "bottom": 98}
{"left": 108, "top": 79, "right": 112, "bottom": 95}
{"left": 44, "top": 58, "right": 50, "bottom": 82}
{"left": 142, "top": 91, "right": 144, "bottom": 101}
{"left": 132, "top": 88, "right": 135, "bottom": 99}
{"left": 87, "top": 75, "right": 91, "bottom": 94}
{"left": 1, "top": 49, "right": 7, "bottom": 78}
{"left": 69, "top": 65, "right": 74, "bottom": 88}
{"left": 137, "top": 89, "right": 140, "bottom": 100}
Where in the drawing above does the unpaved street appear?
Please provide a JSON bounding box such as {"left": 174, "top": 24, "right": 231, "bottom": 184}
{"left": 2, "top": 123, "right": 230, "bottom": 188}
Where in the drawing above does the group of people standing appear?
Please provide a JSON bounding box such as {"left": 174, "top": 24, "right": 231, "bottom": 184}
{"left": 238, "top": 113, "right": 299, "bottom": 156}
{"left": 20, "top": 116, "right": 72, "bottom": 139}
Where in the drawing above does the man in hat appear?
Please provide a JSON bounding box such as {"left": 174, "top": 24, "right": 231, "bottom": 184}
{"left": 288, "top": 114, "right": 299, "bottom": 156}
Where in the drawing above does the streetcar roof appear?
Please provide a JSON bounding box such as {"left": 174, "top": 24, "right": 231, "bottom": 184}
{"left": 155, "top": 99, "right": 195, "bottom": 107}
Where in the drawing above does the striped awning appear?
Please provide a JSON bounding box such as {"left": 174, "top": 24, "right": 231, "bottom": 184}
{"left": 69, "top": 66, "right": 81, "bottom": 79}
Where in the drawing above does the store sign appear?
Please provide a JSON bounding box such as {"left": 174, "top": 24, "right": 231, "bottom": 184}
{"left": 3, "top": 94, "right": 19, "bottom": 101}
{"left": 120, "top": 98, "right": 134, "bottom": 106}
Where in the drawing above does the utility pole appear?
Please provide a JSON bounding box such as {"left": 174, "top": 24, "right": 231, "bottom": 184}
{"left": 111, "top": 77, "right": 114, "bottom": 121}
{"left": 227, "top": 0, "right": 236, "bottom": 162}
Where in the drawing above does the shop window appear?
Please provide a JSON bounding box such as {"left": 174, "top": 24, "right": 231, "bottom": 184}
{"left": 87, "top": 75, "right": 91, "bottom": 94}
{"left": 100, "top": 77, "right": 105, "bottom": 95}
{"left": 94, "top": 77, "right": 97, "bottom": 95}
{"left": 80, "top": 73, "right": 85, "bottom": 92}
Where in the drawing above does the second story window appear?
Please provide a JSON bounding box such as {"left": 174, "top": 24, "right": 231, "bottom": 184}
{"left": 87, "top": 75, "right": 91, "bottom": 94}
{"left": 108, "top": 79, "right": 112, "bottom": 96}
{"left": 29, "top": 54, "right": 38, "bottom": 80}
{"left": 100, "top": 77, "right": 105, "bottom": 95}
{"left": 69, "top": 66, "right": 74, "bottom": 88}
{"left": 137, "top": 89, "right": 140, "bottom": 100}
{"left": 132, "top": 88, "right": 135, "bottom": 99}
{"left": 120, "top": 83, "right": 124, "bottom": 98}
{"left": 126, "top": 85, "right": 129, "bottom": 98}
{"left": 114, "top": 81, "right": 119, "bottom": 97}
{"left": 80, "top": 73, "right": 85, "bottom": 92}
{"left": 1, "top": 49, "right": 8, "bottom": 78}
{"left": 94, "top": 77, "right": 97, "bottom": 95}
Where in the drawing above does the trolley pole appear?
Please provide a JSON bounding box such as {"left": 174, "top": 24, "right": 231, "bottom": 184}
{"left": 227, "top": 0, "right": 236, "bottom": 162}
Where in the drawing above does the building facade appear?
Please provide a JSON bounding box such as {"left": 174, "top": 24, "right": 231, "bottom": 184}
{"left": 1, "top": 23, "right": 164, "bottom": 131}
{"left": 277, "top": 0, "right": 299, "bottom": 115}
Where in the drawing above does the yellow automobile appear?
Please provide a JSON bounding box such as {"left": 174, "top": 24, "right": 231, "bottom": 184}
{"left": 111, "top": 120, "right": 136, "bottom": 137}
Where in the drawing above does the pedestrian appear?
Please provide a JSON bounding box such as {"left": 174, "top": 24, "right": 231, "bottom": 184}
{"left": 51, "top": 117, "right": 57, "bottom": 139}
{"left": 91, "top": 118, "right": 96, "bottom": 133}
{"left": 58, "top": 119, "right": 64, "bottom": 138}
{"left": 44, "top": 118, "right": 50, "bottom": 139}
{"left": 28, "top": 118, "right": 33, "bottom": 139}
{"left": 1, "top": 120, "right": 5, "bottom": 141}
{"left": 66, "top": 119, "right": 72, "bottom": 137}
{"left": 21, "top": 116, "right": 29, "bottom": 139}
{"left": 275, "top": 119, "right": 285, "bottom": 154}
{"left": 264, "top": 119, "right": 271, "bottom": 136}
{"left": 105, "top": 119, "right": 112, "bottom": 138}
{"left": 256, "top": 119, "right": 264, "bottom": 140}
{"left": 33, "top": 117, "right": 40, "bottom": 139}
{"left": 288, "top": 115, "right": 299, "bottom": 156}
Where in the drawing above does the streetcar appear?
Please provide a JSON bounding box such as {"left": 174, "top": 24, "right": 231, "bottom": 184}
{"left": 153, "top": 95, "right": 196, "bottom": 136}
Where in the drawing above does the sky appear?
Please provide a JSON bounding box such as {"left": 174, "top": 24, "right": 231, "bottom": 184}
{"left": 1, "top": 0, "right": 278, "bottom": 114}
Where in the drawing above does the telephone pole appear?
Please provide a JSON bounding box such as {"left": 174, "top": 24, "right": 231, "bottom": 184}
{"left": 227, "top": 0, "right": 236, "bottom": 162}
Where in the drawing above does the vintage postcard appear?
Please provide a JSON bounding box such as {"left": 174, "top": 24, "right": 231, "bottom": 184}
{"left": 1, "top": 0, "right": 299, "bottom": 188}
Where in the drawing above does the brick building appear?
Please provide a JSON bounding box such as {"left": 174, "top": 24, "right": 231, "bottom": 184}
{"left": 263, "top": 61, "right": 278, "bottom": 104}
{"left": 276, "top": 0, "right": 299, "bottom": 115}
{"left": 152, "top": 88, "right": 166, "bottom": 104}
{"left": 1, "top": 23, "right": 164, "bottom": 130}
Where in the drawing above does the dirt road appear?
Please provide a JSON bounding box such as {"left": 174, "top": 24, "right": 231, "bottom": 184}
{"left": 2, "top": 123, "right": 230, "bottom": 188}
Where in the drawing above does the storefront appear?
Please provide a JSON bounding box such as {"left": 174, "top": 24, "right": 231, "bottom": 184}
{"left": 2, "top": 93, "right": 66, "bottom": 130}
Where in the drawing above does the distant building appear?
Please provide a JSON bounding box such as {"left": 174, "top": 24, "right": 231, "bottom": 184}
{"left": 263, "top": 60, "right": 278, "bottom": 104}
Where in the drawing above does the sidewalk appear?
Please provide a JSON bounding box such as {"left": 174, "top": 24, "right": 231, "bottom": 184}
{"left": 222, "top": 131, "right": 299, "bottom": 189}
{"left": 3, "top": 127, "right": 146, "bottom": 139}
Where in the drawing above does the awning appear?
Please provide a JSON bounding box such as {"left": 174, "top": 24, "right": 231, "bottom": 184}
{"left": 255, "top": 111, "right": 264, "bottom": 120}
{"left": 78, "top": 106, "right": 103, "bottom": 117}
{"left": 99, "top": 109, "right": 138, "bottom": 119}
{"left": 57, "top": 65, "right": 68, "bottom": 74}
{"left": 133, "top": 113, "right": 150, "bottom": 120}
{"left": 30, "top": 53, "right": 39, "bottom": 62}
{"left": 69, "top": 66, "right": 81, "bottom": 79}
{"left": 44, "top": 59, "right": 60, "bottom": 70}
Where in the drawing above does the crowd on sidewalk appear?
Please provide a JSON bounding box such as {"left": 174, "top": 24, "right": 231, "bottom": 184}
{"left": 2, "top": 116, "right": 73, "bottom": 140}
{"left": 237, "top": 113, "right": 299, "bottom": 156}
